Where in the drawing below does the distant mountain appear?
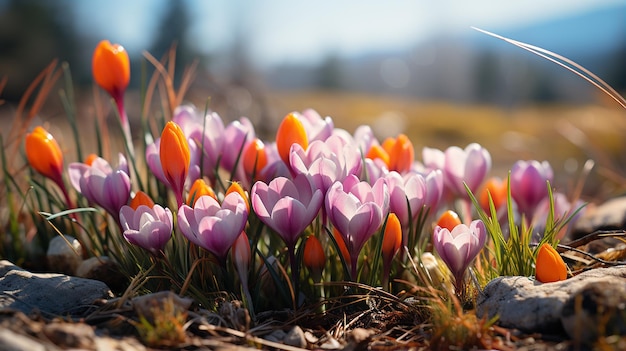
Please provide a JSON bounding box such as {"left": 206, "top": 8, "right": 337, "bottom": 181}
{"left": 262, "top": 3, "right": 626, "bottom": 105}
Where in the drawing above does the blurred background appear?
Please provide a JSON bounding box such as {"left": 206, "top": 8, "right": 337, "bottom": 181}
{"left": 1, "top": 0, "right": 625, "bottom": 195}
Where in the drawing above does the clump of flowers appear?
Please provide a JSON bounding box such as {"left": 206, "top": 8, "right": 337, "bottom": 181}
{"left": 11, "top": 39, "right": 597, "bottom": 348}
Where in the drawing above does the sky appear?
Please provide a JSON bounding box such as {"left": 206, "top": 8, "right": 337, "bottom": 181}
{"left": 73, "top": 0, "right": 625, "bottom": 68}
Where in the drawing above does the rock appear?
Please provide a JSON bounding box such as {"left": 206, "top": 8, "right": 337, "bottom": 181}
{"left": 43, "top": 322, "right": 95, "bottom": 349}
{"left": 0, "top": 260, "right": 113, "bottom": 316}
{"left": 0, "top": 329, "right": 46, "bottom": 351}
{"left": 46, "top": 235, "right": 83, "bottom": 275}
{"left": 283, "top": 325, "right": 307, "bottom": 348}
{"left": 264, "top": 329, "right": 286, "bottom": 343}
{"left": 560, "top": 280, "right": 626, "bottom": 345}
{"left": 76, "top": 256, "right": 126, "bottom": 293}
{"left": 572, "top": 196, "right": 626, "bottom": 238}
{"left": 476, "top": 266, "right": 626, "bottom": 333}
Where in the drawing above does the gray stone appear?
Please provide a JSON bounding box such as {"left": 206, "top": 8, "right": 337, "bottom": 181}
{"left": 46, "top": 235, "right": 83, "bottom": 275}
{"left": 283, "top": 325, "right": 307, "bottom": 348}
{"left": 0, "top": 260, "right": 113, "bottom": 316}
{"left": 476, "top": 266, "right": 626, "bottom": 333}
{"left": 0, "top": 329, "right": 47, "bottom": 351}
{"left": 560, "top": 280, "right": 626, "bottom": 345}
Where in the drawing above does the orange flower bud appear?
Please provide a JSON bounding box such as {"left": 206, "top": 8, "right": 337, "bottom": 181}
{"left": 92, "top": 40, "right": 130, "bottom": 98}
{"left": 535, "top": 243, "right": 567, "bottom": 283}
{"left": 436, "top": 210, "right": 462, "bottom": 231}
{"left": 276, "top": 112, "right": 308, "bottom": 165}
{"left": 25, "top": 126, "right": 64, "bottom": 185}
{"left": 130, "top": 191, "right": 155, "bottom": 210}
{"left": 243, "top": 138, "right": 268, "bottom": 177}
{"left": 382, "top": 213, "right": 402, "bottom": 264}
{"left": 385, "top": 134, "right": 414, "bottom": 173}
{"left": 187, "top": 179, "right": 217, "bottom": 206}
{"left": 226, "top": 181, "right": 249, "bottom": 212}
{"left": 84, "top": 153, "right": 99, "bottom": 166}
{"left": 303, "top": 235, "right": 326, "bottom": 282}
{"left": 479, "top": 177, "right": 508, "bottom": 214}
{"left": 160, "top": 121, "right": 190, "bottom": 206}
{"left": 332, "top": 227, "right": 351, "bottom": 265}
{"left": 365, "top": 144, "right": 390, "bottom": 168}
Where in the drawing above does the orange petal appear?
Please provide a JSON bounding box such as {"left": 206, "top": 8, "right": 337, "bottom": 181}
{"left": 160, "top": 121, "right": 190, "bottom": 190}
{"left": 243, "top": 138, "right": 268, "bottom": 177}
{"left": 226, "top": 181, "right": 249, "bottom": 212}
{"left": 332, "top": 227, "right": 351, "bottom": 264}
{"left": 92, "top": 40, "right": 130, "bottom": 97}
{"left": 535, "top": 243, "right": 567, "bottom": 283}
{"left": 303, "top": 235, "right": 326, "bottom": 280}
{"left": 25, "top": 126, "right": 64, "bottom": 183}
{"left": 479, "top": 177, "right": 508, "bottom": 214}
{"left": 436, "top": 210, "right": 462, "bottom": 231}
{"left": 365, "top": 144, "right": 390, "bottom": 168}
{"left": 382, "top": 213, "right": 402, "bottom": 263}
{"left": 84, "top": 153, "right": 99, "bottom": 166}
{"left": 276, "top": 112, "right": 308, "bottom": 165}
{"left": 388, "top": 134, "right": 414, "bottom": 173}
{"left": 187, "top": 179, "right": 217, "bottom": 206}
{"left": 130, "top": 191, "right": 155, "bottom": 210}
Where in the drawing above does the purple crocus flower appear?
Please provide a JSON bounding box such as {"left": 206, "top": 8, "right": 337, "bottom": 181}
{"left": 251, "top": 173, "right": 324, "bottom": 248}
{"left": 290, "top": 135, "right": 362, "bottom": 194}
{"left": 172, "top": 104, "right": 225, "bottom": 183}
{"left": 300, "top": 109, "right": 334, "bottom": 142}
{"left": 221, "top": 117, "right": 256, "bottom": 182}
{"left": 119, "top": 204, "right": 173, "bottom": 254}
{"left": 384, "top": 171, "right": 426, "bottom": 236}
{"left": 178, "top": 193, "right": 249, "bottom": 263}
{"left": 325, "top": 175, "right": 389, "bottom": 279}
{"left": 68, "top": 153, "right": 131, "bottom": 221}
{"left": 443, "top": 143, "right": 491, "bottom": 198}
{"left": 433, "top": 219, "right": 487, "bottom": 290}
{"left": 510, "top": 160, "right": 553, "bottom": 219}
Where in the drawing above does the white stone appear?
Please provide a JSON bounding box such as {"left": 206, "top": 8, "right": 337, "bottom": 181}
{"left": 46, "top": 235, "right": 83, "bottom": 275}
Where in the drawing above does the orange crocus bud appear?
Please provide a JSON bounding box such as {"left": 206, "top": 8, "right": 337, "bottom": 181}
{"left": 226, "top": 181, "right": 249, "bottom": 212}
{"left": 436, "top": 210, "right": 462, "bottom": 231}
{"left": 303, "top": 235, "right": 326, "bottom": 283}
{"left": 92, "top": 40, "right": 130, "bottom": 99}
{"left": 479, "top": 177, "right": 508, "bottom": 215}
{"left": 25, "top": 126, "right": 64, "bottom": 185}
{"left": 129, "top": 191, "right": 155, "bottom": 210}
{"left": 365, "top": 144, "right": 390, "bottom": 168}
{"left": 276, "top": 112, "right": 308, "bottom": 165}
{"left": 84, "top": 153, "right": 99, "bottom": 166}
{"left": 160, "top": 121, "right": 190, "bottom": 207}
{"left": 243, "top": 138, "right": 268, "bottom": 177}
{"left": 332, "top": 227, "right": 351, "bottom": 266}
{"left": 535, "top": 243, "right": 567, "bottom": 283}
{"left": 187, "top": 179, "right": 217, "bottom": 206}
{"left": 382, "top": 213, "right": 402, "bottom": 264}
{"left": 385, "top": 134, "right": 414, "bottom": 173}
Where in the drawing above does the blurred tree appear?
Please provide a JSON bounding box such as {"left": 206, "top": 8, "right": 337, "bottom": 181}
{"left": 0, "top": 0, "right": 85, "bottom": 100}
{"left": 472, "top": 51, "right": 500, "bottom": 103}
{"left": 147, "top": 0, "right": 195, "bottom": 85}
{"left": 316, "top": 54, "right": 344, "bottom": 90}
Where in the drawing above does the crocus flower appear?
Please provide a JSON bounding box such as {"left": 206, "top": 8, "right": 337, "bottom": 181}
{"left": 68, "top": 153, "right": 130, "bottom": 221}
{"left": 443, "top": 143, "right": 491, "bottom": 198}
{"left": 92, "top": 40, "right": 131, "bottom": 146}
{"left": 382, "top": 134, "right": 414, "bottom": 174}
{"left": 299, "top": 109, "right": 334, "bottom": 142}
{"left": 221, "top": 117, "right": 256, "bottom": 182}
{"left": 535, "top": 243, "right": 567, "bottom": 283}
{"left": 160, "top": 121, "right": 190, "bottom": 207}
{"left": 366, "top": 144, "right": 390, "bottom": 169}
{"left": 479, "top": 177, "right": 508, "bottom": 215}
{"left": 251, "top": 173, "right": 323, "bottom": 284}
{"left": 178, "top": 192, "right": 249, "bottom": 264}
{"left": 25, "top": 126, "right": 73, "bottom": 208}
{"left": 119, "top": 204, "right": 173, "bottom": 255}
{"left": 276, "top": 112, "right": 308, "bottom": 166}
{"left": 384, "top": 171, "right": 426, "bottom": 239}
{"left": 251, "top": 174, "right": 323, "bottom": 249}
{"left": 325, "top": 175, "right": 389, "bottom": 279}
{"left": 510, "top": 160, "right": 553, "bottom": 219}
{"left": 382, "top": 213, "right": 402, "bottom": 290}
{"left": 226, "top": 182, "right": 250, "bottom": 213}
{"left": 303, "top": 235, "right": 326, "bottom": 283}
{"left": 242, "top": 138, "right": 268, "bottom": 180}
{"left": 232, "top": 231, "right": 253, "bottom": 315}
{"left": 433, "top": 219, "right": 487, "bottom": 291}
